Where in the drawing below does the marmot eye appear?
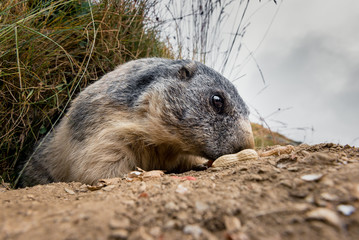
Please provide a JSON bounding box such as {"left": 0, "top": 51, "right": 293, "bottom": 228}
{"left": 211, "top": 95, "right": 224, "bottom": 113}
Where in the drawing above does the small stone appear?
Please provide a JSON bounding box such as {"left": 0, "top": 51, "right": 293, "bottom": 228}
{"left": 183, "top": 225, "right": 203, "bottom": 238}
{"left": 79, "top": 184, "right": 89, "bottom": 192}
{"left": 224, "top": 216, "right": 241, "bottom": 233}
{"left": 122, "top": 200, "right": 135, "bottom": 206}
{"left": 143, "top": 170, "right": 164, "bottom": 180}
{"left": 302, "top": 153, "right": 337, "bottom": 165}
{"left": 27, "top": 194, "right": 36, "bottom": 200}
{"left": 280, "top": 180, "right": 293, "bottom": 188}
{"left": 321, "top": 177, "right": 335, "bottom": 187}
{"left": 109, "top": 218, "right": 131, "bottom": 229}
{"left": 320, "top": 192, "right": 339, "bottom": 202}
{"left": 109, "top": 229, "right": 129, "bottom": 240}
{"left": 128, "top": 226, "right": 153, "bottom": 240}
{"left": 306, "top": 208, "right": 342, "bottom": 228}
{"left": 165, "top": 201, "right": 179, "bottom": 211}
{"left": 176, "top": 184, "right": 189, "bottom": 194}
{"left": 305, "top": 194, "right": 315, "bottom": 204}
{"left": 177, "top": 211, "right": 189, "bottom": 221}
{"left": 149, "top": 226, "right": 161, "bottom": 237}
{"left": 195, "top": 201, "right": 209, "bottom": 213}
{"left": 64, "top": 188, "right": 75, "bottom": 195}
{"left": 292, "top": 203, "right": 311, "bottom": 212}
{"left": 290, "top": 189, "right": 309, "bottom": 198}
{"left": 87, "top": 184, "right": 104, "bottom": 191}
{"left": 337, "top": 205, "right": 356, "bottom": 216}
{"left": 164, "top": 220, "right": 177, "bottom": 229}
{"left": 301, "top": 173, "right": 323, "bottom": 182}
{"left": 287, "top": 167, "right": 299, "bottom": 172}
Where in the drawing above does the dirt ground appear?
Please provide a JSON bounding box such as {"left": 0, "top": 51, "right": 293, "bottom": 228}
{"left": 1, "top": 143, "right": 359, "bottom": 240}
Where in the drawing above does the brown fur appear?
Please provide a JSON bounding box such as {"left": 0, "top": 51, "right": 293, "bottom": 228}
{"left": 19, "top": 58, "right": 254, "bottom": 187}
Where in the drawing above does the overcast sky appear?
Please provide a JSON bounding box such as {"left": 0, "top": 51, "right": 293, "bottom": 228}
{"left": 158, "top": 0, "right": 359, "bottom": 146}
{"left": 227, "top": 0, "right": 359, "bottom": 146}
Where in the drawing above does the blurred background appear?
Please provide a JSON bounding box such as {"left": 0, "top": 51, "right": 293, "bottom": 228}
{"left": 157, "top": 0, "right": 359, "bottom": 146}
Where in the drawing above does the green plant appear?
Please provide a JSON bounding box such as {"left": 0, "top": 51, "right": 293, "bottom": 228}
{"left": 0, "top": 0, "right": 172, "bottom": 184}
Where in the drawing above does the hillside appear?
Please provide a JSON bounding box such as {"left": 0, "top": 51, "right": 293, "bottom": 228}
{"left": 252, "top": 123, "right": 301, "bottom": 147}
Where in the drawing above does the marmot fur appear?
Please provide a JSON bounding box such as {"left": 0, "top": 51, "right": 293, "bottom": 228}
{"left": 20, "top": 58, "right": 254, "bottom": 186}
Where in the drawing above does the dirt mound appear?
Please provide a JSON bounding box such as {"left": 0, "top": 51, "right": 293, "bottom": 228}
{"left": 1, "top": 144, "right": 359, "bottom": 240}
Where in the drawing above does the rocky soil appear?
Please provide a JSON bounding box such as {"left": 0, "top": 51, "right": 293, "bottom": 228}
{"left": 1, "top": 143, "right": 359, "bottom": 240}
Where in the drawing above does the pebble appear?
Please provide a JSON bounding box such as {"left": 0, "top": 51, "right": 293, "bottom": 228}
{"left": 143, "top": 170, "right": 164, "bottom": 180}
{"left": 183, "top": 225, "right": 203, "bottom": 238}
{"left": 26, "top": 194, "right": 36, "bottom": 200}
{"left": 321, "top": 177, "right": 335, "bottom": 187}
{"left": 224, "top": 216, "right": 242, "bottom": 233}
{"left": 128, "top": 226, "right": 153, "bottom": 239}
{"left": 164, "top": 220, "right": 177, "bottom": 229}
{"left": 78, "top": 184, "right": 89, "bottom": 192}
{"left": 279, "top": 180, "right": 293, "bottom": 188}
{"left": 177, "top": 211, "right": 189, "bottom": 221}
{"left": 301, "top": 173, "right": 323, "bottom": 182}
{"left": 64, "top": 188, "right": 75, "bottom": 195}
{"left": 306, "top": 208, "right": 342, "bottom": 228}
{"left": 176, "top": 184, "right": 189, "bottom": 194}
{"left": 337, "top": 204, "right": 356, "bottom": 216}
{"left": 109, "top": 218, "right": 131, "bottom": 229}
{"left": 195, "top": 201, "right": 209, "bottom": 213}
{"left": 290, "top": 189, "right": 309, "bottom": 198}
{"left": 287, "top": 167, "right": 299, "bottom": 172}
{"left": 320, "top": 192, "right": 339, "bottom": 202}
{"left": 292, "top": 203, "right": 311, "bottom": 212}
{"left": 109, "top": 229, "right": 129, "bottom": 240}
{"left": 302, "top": 152, "right": 336, "bottom": 165}
{"left": 149, "top": 226, "right": 161, "bottom": 237}
{"left": 165, "top": 201, "right": 179, "bottom": 211}
{"left": 127, "top": 171, "right": 142, "bottom": 178}
{"left": 305, "top": 194, "right": 315, "bottom": 204}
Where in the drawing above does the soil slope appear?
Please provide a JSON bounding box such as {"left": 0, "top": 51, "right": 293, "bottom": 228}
{"left": 1, "top": 144, "right": 359, "bottom": 240}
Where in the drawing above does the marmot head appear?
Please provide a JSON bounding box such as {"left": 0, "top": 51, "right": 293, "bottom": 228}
{"left": 125, "top": 58, "right": 254, "bottom": 161}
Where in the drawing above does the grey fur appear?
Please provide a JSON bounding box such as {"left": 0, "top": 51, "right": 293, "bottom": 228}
{"left": 19, "top": 58, "right": 254, "bottom": 187}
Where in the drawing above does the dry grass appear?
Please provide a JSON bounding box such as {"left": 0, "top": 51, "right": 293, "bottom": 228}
{"left": 1, "top": 0, "right": 280, "bottom": 185}
{"left": 251, "top": 123, "right": 301, "bottom": 148}
{"left": 0, "top": 0, "right": 172, "bottom": 183}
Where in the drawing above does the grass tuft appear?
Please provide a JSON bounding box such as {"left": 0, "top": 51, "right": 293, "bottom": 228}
{"left": 0, "top": 0, "right": 172, "bottom": 184}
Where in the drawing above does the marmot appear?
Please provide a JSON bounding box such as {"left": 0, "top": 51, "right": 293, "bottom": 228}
{"left": 19, "top": 58, "right": 254, "bottom": 187}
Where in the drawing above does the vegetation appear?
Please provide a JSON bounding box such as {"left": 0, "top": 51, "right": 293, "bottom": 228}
{"left": 0, "top": 0, "right": 172, "bottom": 183}
{"left": 251, "top": 123, "right": 301, "bottom": 147}
{"left": 0, "top": 0, "right": 281, "bottom": 185}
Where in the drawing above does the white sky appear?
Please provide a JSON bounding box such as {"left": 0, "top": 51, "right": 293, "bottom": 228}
{"left": 158, "top": 0, "right": 359, "bottom": 146}
{"left": 227, "top": 0, "right": 359, "bottom": 146}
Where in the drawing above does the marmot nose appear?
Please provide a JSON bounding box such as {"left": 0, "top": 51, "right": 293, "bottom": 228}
{"left": 242, "top": 132, "right": 255, "bottom": 150}
{"left": 235, "top": 119, "right": 255, "bottom": 152}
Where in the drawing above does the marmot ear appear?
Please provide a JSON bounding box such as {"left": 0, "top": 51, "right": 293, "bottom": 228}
{"left": 178, "top": 61, "right": 197, "bottom": 80}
